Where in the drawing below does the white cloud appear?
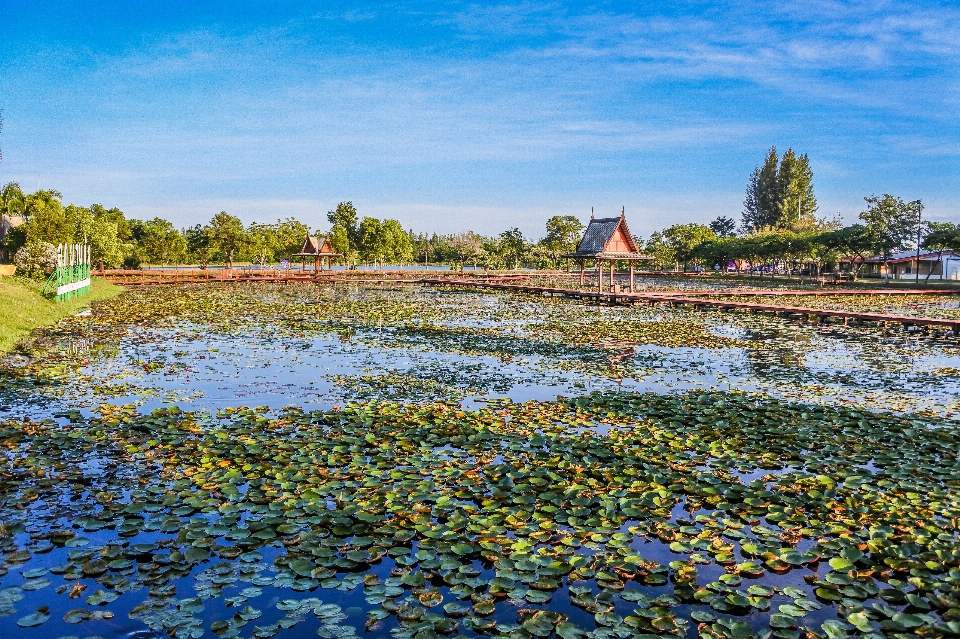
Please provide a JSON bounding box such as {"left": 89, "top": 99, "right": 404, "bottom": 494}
{"left": 3, "top": 1, "right": 958, "bottom": 234}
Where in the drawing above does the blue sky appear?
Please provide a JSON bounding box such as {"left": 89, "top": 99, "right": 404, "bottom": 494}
{"left": 1, "top": 1, "right": 957, "bottom": 238}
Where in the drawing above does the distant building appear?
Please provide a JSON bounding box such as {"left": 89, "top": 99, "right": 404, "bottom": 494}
{"left": 860, "top": 250, "right": 960, "bottom": 280}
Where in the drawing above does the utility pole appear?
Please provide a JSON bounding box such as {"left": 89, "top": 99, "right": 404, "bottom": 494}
{"left": 915, "top": 200, "right": 923, "bottom": 285}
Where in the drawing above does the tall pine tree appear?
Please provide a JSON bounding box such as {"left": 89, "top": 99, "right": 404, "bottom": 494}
{"left": 757, "top": 147, "right": 781, "bottom": 228}
{"left": 777, "top": 151, "right": 817, "bottom": 229}
{"left": 741, "top": 147, "right": 817, "bottom": 232}
{"left": 742, "top": 166, "right": 760, "bottom": 232}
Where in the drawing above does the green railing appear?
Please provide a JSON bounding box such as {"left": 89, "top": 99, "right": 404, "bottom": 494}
{"left": 43, "top": 244, "right": 91, "bottom": 302}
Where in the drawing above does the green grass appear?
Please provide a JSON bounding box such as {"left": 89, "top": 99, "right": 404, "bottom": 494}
{"left": 0, "top": 276, "right": 124, "bottom": 354}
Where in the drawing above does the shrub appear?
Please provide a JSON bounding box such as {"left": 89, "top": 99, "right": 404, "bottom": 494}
{"left": 14, "top": 241, "right": 58, "bottom": 279}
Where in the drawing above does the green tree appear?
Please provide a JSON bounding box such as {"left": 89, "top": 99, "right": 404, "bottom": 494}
{"left": 743, "top": 147, "right": 781, "bottom": 232}
{"left": 662, "top": 223, "right": 717, "bottom": 271}
{"left": 358, "top": 217, "right": 385, "bottom": 267}
{"left": 185, "top": 225, "right": 212, "bottom": 269}
{"left": 0, "top": 182, "right": 25, "bottom": 241}
{"left": 381, "top": 219, "right": 413, "bottom": 265}
{"left": 64, "top": 204, "right": 95, "bottom": 242}
{"left": 207, "top": 211, "right": 248, "bottom": 268}
{"left": 274, "top": 218, "right": 310, "bottom": 262}
{"left": 478, "top": 237, "right": 500, "bottom": 269}
{"left": 247, "top": 222, "right": 278, "bottom": 266}
{"left": 22, "top": 190, "right": 70, "bottom": 245}
{"left": 776, "top": 150, "right": 818, "bottom": 228}
{"left": 91, "top": 204, "right": 131, "bottom": 240}
{"left": 644, "top": 231, "right": 673, "bottom": 270}
{"left": 327, "top": 202, "right": 360, "bottom": 250}
{"left": 921, "top": 222, "right": 960, "bottom": 281}
{"left": 88, "top": 217, "right": 125, "bottom": 270}
{"left": 449, "top": 231, "right": 484, "bottom": 270}
{"left": 859, "top": 194, "right": 919, "bottom": 260}
{"left": 817, "top": 224, "right": 874, "bottom": 280}
{"left": 541, "top": 215, "right": 585, "bottom": 268}
{"left": 409, "top": 231, "right": 432, "bottom": 266}
{"left": 499, "top": 228, "right": 527, "bottom": 270}
{"left": 140, "top": 218, "right": 187, "bottom": 266}
{"left": 693, "top": 236, "right": 745, "bottom": 272}
{"left": 328, "top": 224, "right": 352, "bottom": 266}
{"left": 708, "top": 216, "right": 737, "bottom": 238}
{"left": 742, "top": 147, "right": 817, "bottom": 232}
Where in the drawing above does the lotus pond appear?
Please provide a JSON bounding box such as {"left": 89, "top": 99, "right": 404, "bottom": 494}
{"left": 1, "top": 282, "right": 959, "bottom": 639}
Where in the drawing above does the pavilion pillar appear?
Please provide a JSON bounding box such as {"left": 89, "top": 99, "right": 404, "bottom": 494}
{"left": 597, "top": 260, "right": 602, "bottom": 293}
{"left": 610, "top": 262, "right": 615, "bottom": 293}
{"left": 629, "top": 262, "right": 634, "bottom": 293}
{"left": 579, "top": 261, "right": 585, "bottom": 287}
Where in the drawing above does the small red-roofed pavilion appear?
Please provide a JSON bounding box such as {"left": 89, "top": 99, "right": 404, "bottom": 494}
{"left": 562, "top": 208, "right": 653, "bottom": 293}
{"left": 292, "top": 235, "right": 340, "bottom": 272}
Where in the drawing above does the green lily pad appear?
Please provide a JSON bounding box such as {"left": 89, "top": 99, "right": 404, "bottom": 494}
{"left": 523, "top": 615, "right": 555, "bottom": 637}
{"left": 86, "top": 590, "right": 119, "bottom": 606}
{"left": 828, "top": 557, "right": 852, "bottom": 571}
{"left": 63, "top": 609, "right": 93, "bottom": 624}
{"left": 17, "top": 610, "right": 51, "bottom": 627}
{"left": 443, "top": 602, "right": 471, "bottom": 617}
{"left": 846, "top": 611, "right": 873, "bottom": 633}
{"left": 556, "top": 622, "right": 586, "bottom": 639}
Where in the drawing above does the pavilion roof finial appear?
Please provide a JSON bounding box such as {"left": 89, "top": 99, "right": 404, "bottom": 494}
{"left": 591, "top": 207, "right": 594, "bottom": 220}
{"left": 621, "top": 206, "right": 625, "bottom": 218}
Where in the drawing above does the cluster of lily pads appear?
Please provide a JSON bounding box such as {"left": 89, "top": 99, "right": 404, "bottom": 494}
{"left": 0, "top": 283, "right": 752, "bottom": 411}
{"left": 2, "top": 280, "right": 960, "bottom": 639}
{"left": 5, "top": 282, "right": 960, "bottom": 418}
{"left": 2, "top": 390, "right": 960, "bottom": 639}
{"left": 326, "top": 360, "right": 516, "bottom": 403}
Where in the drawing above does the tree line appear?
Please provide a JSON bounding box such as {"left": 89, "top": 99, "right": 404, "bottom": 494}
{"left": 646, "top": 192, "right": 944, "bottom": 280}
{"left": 0, "top": 185, "right": 590, "bottom": 273}
{"left": 3, "top": 147, "right": 955, "bottom": 278}
{"left": 645, "top": 147, "right": 958, "bottom": 279}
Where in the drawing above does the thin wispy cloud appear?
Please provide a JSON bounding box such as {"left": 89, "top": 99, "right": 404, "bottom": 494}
{"left": 0, "top": 1, "right": 956, "bottom": 235}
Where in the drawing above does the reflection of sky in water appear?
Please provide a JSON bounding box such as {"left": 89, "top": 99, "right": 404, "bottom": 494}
{"left": 6, "top": 285, "right": 960, "bottom": 420}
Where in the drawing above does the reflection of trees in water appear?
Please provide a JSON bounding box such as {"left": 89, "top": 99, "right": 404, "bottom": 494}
{"left": 740, "top": 318, "right": 957, "bottom": 394}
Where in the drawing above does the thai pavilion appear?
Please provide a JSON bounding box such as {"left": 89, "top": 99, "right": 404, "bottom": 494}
{"left": 563, "top": 209, "right": 652, "bottom": 292}
{"left": 292, "top": 235, "right": 340, "bottom": 272}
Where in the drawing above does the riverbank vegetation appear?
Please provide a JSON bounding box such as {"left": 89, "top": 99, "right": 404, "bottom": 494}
{"left": 0, "top": 276, "right": 122, "bottom": 353}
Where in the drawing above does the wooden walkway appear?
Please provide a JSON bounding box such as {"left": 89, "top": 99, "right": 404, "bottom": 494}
{"left": 101, "top": 270, "right": 960, "bottom": 332}
{"left": 666, "top": 288, "right": 960, "bottom": 298}
{"left": 420, "top": 279, "right": 960, "bottom": 333}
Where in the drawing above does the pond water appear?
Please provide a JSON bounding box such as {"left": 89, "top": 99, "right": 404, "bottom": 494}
{"left": 0, "top": 282, "right": 958, "bottom": 639}
{"left": 6, "top": 284, "right": 960, "bottom": 418}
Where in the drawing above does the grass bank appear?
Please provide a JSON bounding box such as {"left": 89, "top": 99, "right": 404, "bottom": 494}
{"left": 0, "top": 276, "right": 123, "bottom": 353}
